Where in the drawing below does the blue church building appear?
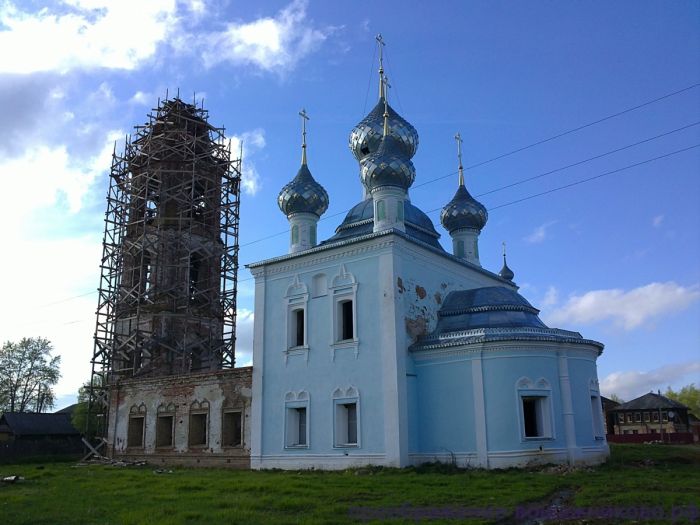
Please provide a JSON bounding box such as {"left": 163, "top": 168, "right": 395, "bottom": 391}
{"left": 248, "top": 49, "right": 609, "bottom": 470}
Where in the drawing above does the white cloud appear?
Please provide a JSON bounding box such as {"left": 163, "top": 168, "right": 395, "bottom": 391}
{"left": 230, "top": 128, "right": 266, "bottom": 195}
{"left": 541, "top": 286, "right": 559, "bottom": 308}
{"left": 0, "top": 129, "right": 121, "bottom": 223}
{"left": 524, "top": 221, "right": 557, "bottom": 244}
{"left": 653, "top": 214, "right": 664, "bottom": 228}
{"left": 545, "top": 282, "right": 700, "bottom": 330}
{"left": 202, "top": 0, "right": 331, "bottom": 73}
{"left": 0, "top": 1, "right": 177, "bottom": 74}
{"left": 600, "top": 362, "right": 700, "bottom": 401}
{"left": 235, "top": 308, "right": 254, "bottom": 367}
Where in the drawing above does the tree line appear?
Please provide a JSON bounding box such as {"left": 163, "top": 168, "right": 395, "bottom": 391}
{"left": 0, "top": 337, "right": 61, "bottom": 413}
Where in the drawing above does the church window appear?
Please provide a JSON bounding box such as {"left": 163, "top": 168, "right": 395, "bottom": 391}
{"left": 222, "top": 410, "right": 243, "bottom": 447}
{"left": 127, "top": 404, "right": 146, "bottom": 448}
{"left": 290, "top": 308, "right": 305, "bottom": 347}
{"left": 188, "top": 400, "right": 209, "bottom": 447}
{"left": 397, "top": 200, "right": 404, "bottom": 221}
{"left": 291, "top": 224, "right": 299, "bottom": 245}
{"left": 589, "top": 381, "right": 604, "bottom": 439}
{"left": 312, "top": 274, "right": 327, "bottom": 298}
{"left": 376, "top": 199, "right": 386, "bottom": 221}
{"left": 517, "top": 377, "right": 552, "bottom": 440}
{"left": 284, "top": 391, "right": 309, "bottom": 448}
{"left": 189, "top": 252, "right": 202, "bottom": 302}
{"left": 285, "top": 276, "right": 309, "bottom": 353}
{"left": 333, "top": 387, "right": 360, "bottom": 447}
{"left": 156, "top": 403, "right": 175, "bottom": 448}
{"left": 310, "top": 224, "right": 317, "bottom": 246}
{"left": 456, "top": 240, "right": 465, "bottom": 258}
{"left": 339, "top": 300, "right": 354, "bottom": 341}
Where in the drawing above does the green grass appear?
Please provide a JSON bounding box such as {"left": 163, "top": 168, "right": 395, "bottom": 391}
{"left": 1, "top": 444, "right": 698, "bottom": 524}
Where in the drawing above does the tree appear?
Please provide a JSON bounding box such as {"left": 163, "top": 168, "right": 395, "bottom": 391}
{"left": 0, "top": 337, "right": 61, "bottom": 413}
{"left": 71, "top": 377, "right": 103, "bottom": 438}
{"left": 665, "top": 384, "right": 700, "bottom": 417}
{"left": 608, "top": 393, "right": 625, "bottom": 404}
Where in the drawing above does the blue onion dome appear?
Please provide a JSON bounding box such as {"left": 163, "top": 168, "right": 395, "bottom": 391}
{"left": 440, "top": 184, "right": 488, "bottom": 233}
{"left": 349, "top": 98, "right": 419, "bottom": 162}
{"left": 499, "top": 259, "right": 515, "bottom": 281}
{"left": 360, "top": 133, "right": 416, "bottom": 192}
{"left": 499, "top": 254, "right": 515, "bottom": 281}
{"left": 278, "top": 164, "right": 329, "bottom": 217}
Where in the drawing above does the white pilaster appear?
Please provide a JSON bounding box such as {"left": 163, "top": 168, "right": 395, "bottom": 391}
{"left": 250, "top": 268, "right": 266, "bottom": 469}
{"left": 471, "top": 351, "right": 489, "bottom": 468}
{"left": 378, "top": 250, "right": 408, "bottom": 466}
{"left": 557, "top": 351, "right": 581, "bottom": 465}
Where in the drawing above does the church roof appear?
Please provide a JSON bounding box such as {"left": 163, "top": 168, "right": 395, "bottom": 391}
{"left": 412, "top": 286, "right": 604, "bottom": 353}
{"left": 616, "top": 392, "right": 688, "bottom": 411}
{"left": 321, "top": 198, "right": 443, "bottom": 249}
{"left": 0, "top": 413, "right": 80, "bottom": 437}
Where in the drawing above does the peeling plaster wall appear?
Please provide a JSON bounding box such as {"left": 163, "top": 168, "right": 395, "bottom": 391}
{"left": 107, "top": 367, "right": 252, "bottom": 467}
{"left": 394, "top": 240, "right": 511, "bottom": 344}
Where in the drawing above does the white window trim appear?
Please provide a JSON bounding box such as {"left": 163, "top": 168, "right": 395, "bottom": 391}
{"left": 188, "top": 399, "right": 210, "bottom": 448}
{"left": 329, "top": 265, "right": 358, "bottom": 360}
{"left": 332, "top": 386, "right": 360, "bottom": 449}
{"left": 516, "top": 377, "right": 555, "bottom": 441}
{"left": 284, "top": 390, "right": 310, "bottom": 449}
{"left": 284, "top": 275, "right": 309, "bottom": 363}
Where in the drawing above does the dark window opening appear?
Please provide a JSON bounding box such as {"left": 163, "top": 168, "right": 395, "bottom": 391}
{"left": 127, "top": 416, "right": 145, "bottom": 448}
{"left": 523, "top": 398, "right": 539, "bottom": 438}
{"left": 296, "top": 407, "right": 307, "bottom": 446}
{"left": 293, "top": 309, "right": 304, "bottom": 347}
{"left": 188, "top": 413, "right": 207, "bottom": 447}
{"left": 222, "top": 411, "right": 242, "bottom": 447}
{"left": 340, "top": 300, "right": 354, "bottom": 340}
{"left": 156, "top": 415, "right": 174, "bottom": 448}
{"left": 189, "top": 253, "right": 201, "bottom": 301}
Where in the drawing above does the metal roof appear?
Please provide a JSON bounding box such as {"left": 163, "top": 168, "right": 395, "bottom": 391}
{"left": 0, "top": 413, "right": 80, "bottom": 437}
{"left": 616, "top": 392, "right": 688, "bottom": 411}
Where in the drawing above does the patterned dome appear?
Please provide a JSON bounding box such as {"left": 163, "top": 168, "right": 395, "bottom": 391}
{"left": 349, "top": 99, "right": 419, "bottom": 162}
{"left": 360, "top": 133, "right": 416, "bottom": 192}
{"left": 440, "top": 184, "right": 488, "bottom": 233}
{"left": 278, "top": 164, "right": 329, "bottom": 217}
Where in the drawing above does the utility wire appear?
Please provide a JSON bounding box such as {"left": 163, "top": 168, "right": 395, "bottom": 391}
{"left": 422, "top": 144, "right": 700, "bottom": 215}
{"left": 414, "top": 120, "right": 700, "bottom": 192}
{"left": 22, "top": 85, "right": 700, "bottom": 307}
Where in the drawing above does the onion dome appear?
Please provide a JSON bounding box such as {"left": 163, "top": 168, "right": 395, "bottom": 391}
{"left": 440, "top": 184, "right": 488, "bottom": 233}
{"left": 360, "top": 132, "right": 416, "bottom": 192}
{"left": 278, "top": 109, "right": 329, "bottom": 218}
{"left": 349, "top": 99, "right": 419, "bottom": 162}
{"left": 278, "top": 164, "right": 329, "bottom": 217}
{"left": 440, "top": 133, "right": 488, "bottom": 233}
{"left": 499, "top": 244, "right": 515, "bottom": 281}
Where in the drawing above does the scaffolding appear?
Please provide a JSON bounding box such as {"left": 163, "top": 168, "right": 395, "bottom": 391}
{"left": 87, "top": 97, "right": 241, "bottom": 442}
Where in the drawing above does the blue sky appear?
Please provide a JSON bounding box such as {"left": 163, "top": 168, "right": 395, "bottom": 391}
{"left": 0, "top": 0, "right": 698, "bottom": 409}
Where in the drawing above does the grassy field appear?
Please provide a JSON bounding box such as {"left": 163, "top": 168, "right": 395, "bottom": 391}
{"left": 1, "top": 444, "right": 698, "bottom": 524}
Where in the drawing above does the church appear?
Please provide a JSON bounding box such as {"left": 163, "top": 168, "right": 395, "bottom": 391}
{"left": 247, "top": 44, "right": 610, "bottom": 470}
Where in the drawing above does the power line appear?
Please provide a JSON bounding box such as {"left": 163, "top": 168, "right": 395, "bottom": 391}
{"left": 421, "top": 144, "right": 700, "bottom": 215}
{"left": 19, "top": 85, "right": 700, "bottom": 306}
{"left": 472, "top": 121, "right": 700, "bottom": 197}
